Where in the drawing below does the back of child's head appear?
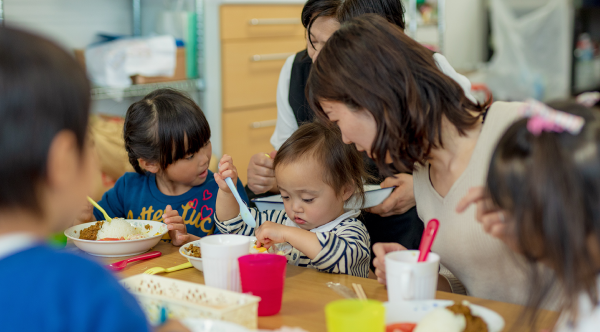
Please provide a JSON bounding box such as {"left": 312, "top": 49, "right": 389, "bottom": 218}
{"left": 273, "top": 121, "right": 368, "bottom": 205}
{"left": 124, "top": 89, "right": 210, "bottom": 174}
{"left": 0, "top": 27, "right": 90, "bottom": 213}
{"left": 487, "top": 100, "right": 600, "bottom": 315}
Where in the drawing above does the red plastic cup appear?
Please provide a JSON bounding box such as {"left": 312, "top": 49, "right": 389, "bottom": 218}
{"left": 238, "top": 254, "right": 287, "bottom": 316}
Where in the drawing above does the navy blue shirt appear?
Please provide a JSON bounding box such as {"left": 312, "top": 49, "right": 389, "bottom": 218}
{"left": 0, "top": 245, "right": 150, "bottom": 332}
{"left": 94, "top": 171, "right": 248, "bottom": 240}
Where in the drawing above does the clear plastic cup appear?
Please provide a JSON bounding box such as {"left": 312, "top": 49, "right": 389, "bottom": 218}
{"left": 200, "top": 234, "right": 250, "bottom": 292}
{"left": 325, "top": 299, "right": 385, "bottom": 332}
{"left": 238, "top": 254, "right": 287, "bottom": 316}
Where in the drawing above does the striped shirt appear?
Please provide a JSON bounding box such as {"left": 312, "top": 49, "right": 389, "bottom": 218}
{"left": 215, "top": 209, "right": 371, "bottom": 278}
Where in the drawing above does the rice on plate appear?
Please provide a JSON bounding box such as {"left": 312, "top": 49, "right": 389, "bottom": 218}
{"left": 65, "top": 219, "right": 168, "bottom": 257}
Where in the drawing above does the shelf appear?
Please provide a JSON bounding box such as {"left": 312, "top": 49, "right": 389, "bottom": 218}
{"left": 91, "top": 79, "right": 205, "bottom": 101}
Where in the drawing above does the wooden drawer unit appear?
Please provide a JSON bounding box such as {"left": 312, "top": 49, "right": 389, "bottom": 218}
{"left": 221, "top": 5, "right": 305, "bottom": 40}
{"left": 222, "top": 107, "right": 278, "bottom": 183}
{"left": 222, "top": 37, "right": 305, "bottom": 110}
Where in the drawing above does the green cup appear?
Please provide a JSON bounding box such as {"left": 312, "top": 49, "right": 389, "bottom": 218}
{"left": 325, "top": 299, "right": 385, "bottom": 332}
{"left": 48, "top": 232, "right": 68, "bottom": 249}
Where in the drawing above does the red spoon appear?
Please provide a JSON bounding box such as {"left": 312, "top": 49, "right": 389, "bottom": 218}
{"left": 106, "top": 251, "right": 162, "bottom": 271}
{"left": 417, "top": 219, "right": 439, "bottom": 262}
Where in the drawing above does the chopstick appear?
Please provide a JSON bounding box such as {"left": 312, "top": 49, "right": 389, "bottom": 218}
{"left": 352, "top": 283, "right": 367, "bottom": 300}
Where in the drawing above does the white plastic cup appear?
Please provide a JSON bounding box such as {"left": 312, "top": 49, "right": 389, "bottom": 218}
{"left": 385, "top": 250, "right": 440, "bottom": 302}
{"left": 200, "top": 234, "right": 250, "bottom": 292}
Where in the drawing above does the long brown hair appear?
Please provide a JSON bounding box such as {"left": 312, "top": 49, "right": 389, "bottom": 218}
{"left": 274, "top": 121, "right": 369, "bottom": 206}
{"left": 488, "top": 101, "right": 600, "bottom": 323}
{"left": 307, "top": 14, "right": 490, "bottom": 177}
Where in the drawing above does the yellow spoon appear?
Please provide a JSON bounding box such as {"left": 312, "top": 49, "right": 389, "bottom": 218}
{"left": 87, "top": 196, "right": 112, "bottom": 222}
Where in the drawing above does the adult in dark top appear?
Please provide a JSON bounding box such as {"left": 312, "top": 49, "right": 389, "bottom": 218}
{"left": 245, "top": 0, "right": 475, "bottom": 269}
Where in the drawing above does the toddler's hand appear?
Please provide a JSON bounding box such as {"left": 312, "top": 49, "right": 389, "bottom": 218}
{"left": 75, "top": 201, "right": 95, "bottom": 225}
{"left": 163, "top": 205, "right": 189, "bottom": 246}
{"left": 213, "top": 154, "right": 238, "bottom": 194}
{"left": 255, "top": 221, "right": 288, "bottom": 249}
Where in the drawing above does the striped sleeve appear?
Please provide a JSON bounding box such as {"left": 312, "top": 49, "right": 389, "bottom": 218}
{"left": 311, "top": 218, "right": 371, "bottom": 278}
{"left": 214, "top": 208, "right": 288, "bottom": 235}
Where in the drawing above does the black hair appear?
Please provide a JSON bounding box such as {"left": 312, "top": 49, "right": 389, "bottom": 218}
{"left": 487, "top": 101, "right": 600, "bottom": 323}
{"left": 0, "top": 27, "right": 90, "bottom": 213}
{"left": 124, "top": 89, "right": 210, "bottom": 174}
{"left": 337, "top": 0, "right": 406, "bottom": 30}
{"left": 273, "top": 121, "right": 369, "bottom": 206}
{"left": 301, "top": 0, "right": 342, "bottom": 51}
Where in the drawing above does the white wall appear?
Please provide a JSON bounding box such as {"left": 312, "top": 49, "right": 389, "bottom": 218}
{"left": 4, "top": 0, "right": 132, "bottom": 49}
{"left": 443, "top": 0, "right": 487, "bottom": 71}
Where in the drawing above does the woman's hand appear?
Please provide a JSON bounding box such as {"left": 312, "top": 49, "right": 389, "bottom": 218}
{"left": 163, "top": 205, "right": 189, "bottom": 246}
{"left": 213, "top": 154, "right": 238, "bottom": 194}
{"left": 367, "top": 174, "right": 415, "bottom": 217}
{"left": 247, "top": 150, "right": 278, "bottom": 195}
{"left": 372, "top": 242, "right": 407, "bottom": 285}
{"left": 255, "top": 221, "right": 288, "bottom": 248}
{"left": 456, "top": 187, "right": 507, "bottom": 239}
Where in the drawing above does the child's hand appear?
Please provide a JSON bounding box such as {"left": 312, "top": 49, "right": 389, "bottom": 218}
{"left": 213, "top": 154, "right": 238, "bottom": 194}
{"left": 255, "top": 221, "right": 289, "bottom": 248}
{"left": 75, "top": 201, "right": 95, "bottom": 225}
{"left": 163, "top": 205, "right": 189, "bottom": 246}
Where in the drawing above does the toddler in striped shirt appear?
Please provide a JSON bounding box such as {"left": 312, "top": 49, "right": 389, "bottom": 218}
{"left": 214, "top": 122, "right": 371, "bottom": 277}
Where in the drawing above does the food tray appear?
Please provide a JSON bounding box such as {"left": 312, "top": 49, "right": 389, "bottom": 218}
{"left": 120, "top": 274, "right": 260, "bottom": 328}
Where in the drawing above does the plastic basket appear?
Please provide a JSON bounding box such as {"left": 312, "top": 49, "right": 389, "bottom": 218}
{"left": 120, "top": 274, "right": 260, "bottom": 328}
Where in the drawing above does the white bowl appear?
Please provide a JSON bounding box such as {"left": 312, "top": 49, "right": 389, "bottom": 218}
{"left": 252, "top": 184, "right": 395, "bottom": 212}
{"left": 181, "top": 318, "right": 250, "bottom": 332}
{"left": 180, "top": 237, "right": 274, "bottom": 272}
{"left": 180, "top": 239, "right": 204, "bottom": 271}
{"left": 64, "top": 219, "right": 168, "bottom": 257}
{"left": 385, "top": 300, "right": 505, "bottom": 332}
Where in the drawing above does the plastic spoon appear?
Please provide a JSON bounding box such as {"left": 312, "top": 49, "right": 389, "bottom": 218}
{"left": 417, "top": 219, "right": 439, "bottom": 262}
{"left": 87, "top": 196, "right": 112, "bottom": 222}
{"left": 106, "top": 251, "right": 162, "bottom": 271}
{"left": 224, "top": 177, "right": 257, "bottom": 228}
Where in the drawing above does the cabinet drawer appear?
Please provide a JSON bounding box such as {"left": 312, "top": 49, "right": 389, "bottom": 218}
{"left": 222, "top": 107, "right": 277, "bottom": 184}
{"left": 222, "top": 37, "right": 305, "bottom": 110}
{"left": 221, "top": 5, "right": 305, "bottom": 40}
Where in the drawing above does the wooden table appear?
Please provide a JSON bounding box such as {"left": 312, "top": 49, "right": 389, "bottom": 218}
{"left": 95, "top": 242, "right": 558, "bottom": 332}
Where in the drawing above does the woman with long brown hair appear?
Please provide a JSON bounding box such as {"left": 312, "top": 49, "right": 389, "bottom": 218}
{"left": 245, "top": 0, "right": 476, "bottom": 273}
{"left": 307, "top": 14, "right": 534, "bottom": 304}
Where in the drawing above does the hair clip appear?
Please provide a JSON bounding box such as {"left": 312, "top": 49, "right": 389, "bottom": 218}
{"left": 519, "top": 99, "right": 585, "bottom": 136}
{"left": 576, "top": 91, "right": 600, "bottom": 108}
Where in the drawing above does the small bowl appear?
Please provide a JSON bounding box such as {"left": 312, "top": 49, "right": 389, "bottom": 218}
{"left": 252, "top": 185, "right": 395, "bottom": 212}
{"left": 64, "top": 219, "right": 167, "bottom": 257}
{"left": 180, "top": 237, "right": 269, "bottom": 273}
{"left": 180, "top": 239, "right": 204, "bottom": 271}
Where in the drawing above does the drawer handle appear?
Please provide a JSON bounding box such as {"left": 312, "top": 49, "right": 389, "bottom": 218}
{"left": 249, "top": 18, "right": 301, "bottom": 25}
{"left": 250, "top": 119, "right": 277, "bottom": 129}
{"left": 251, "top": 52, "right": 296, "bottom": 62}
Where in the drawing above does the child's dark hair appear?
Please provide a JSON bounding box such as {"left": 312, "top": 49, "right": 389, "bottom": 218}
{"left": 0, "top": 27, "right": 90, "bottom": 213}
{"left": 273, "top": 121, "right": 368, "bottom": 205}
{"left": 302, "top": 0, "right": 342, "bottom": 51}
{"left": 487, "top": 101, "right": 600, "bottom": 322}
{"left": 337, "top": 0, "right": 406, "bottom": 30}
{"left": 124, "top": 89, "right": 210, "bottom": 174}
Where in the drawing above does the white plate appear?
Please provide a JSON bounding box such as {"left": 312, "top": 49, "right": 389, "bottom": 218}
{"left": 64, "top": 219, "right": 168, "bottom": 257}
{"left": 385, "top": 300, "right": 505, "bottom": 332}
{"left": 252, "top": 184, "right": 394, "bottom": 212}
{"left": 180, "top": 318, "right": 250, "bottom": 332}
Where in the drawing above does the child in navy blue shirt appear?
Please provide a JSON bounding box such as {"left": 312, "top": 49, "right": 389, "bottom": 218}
{"left": 0, "top": 27, "right": 189, "bottom": 332}
{"left": 81, "top": 89, "right": 247, "bottom": 246}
